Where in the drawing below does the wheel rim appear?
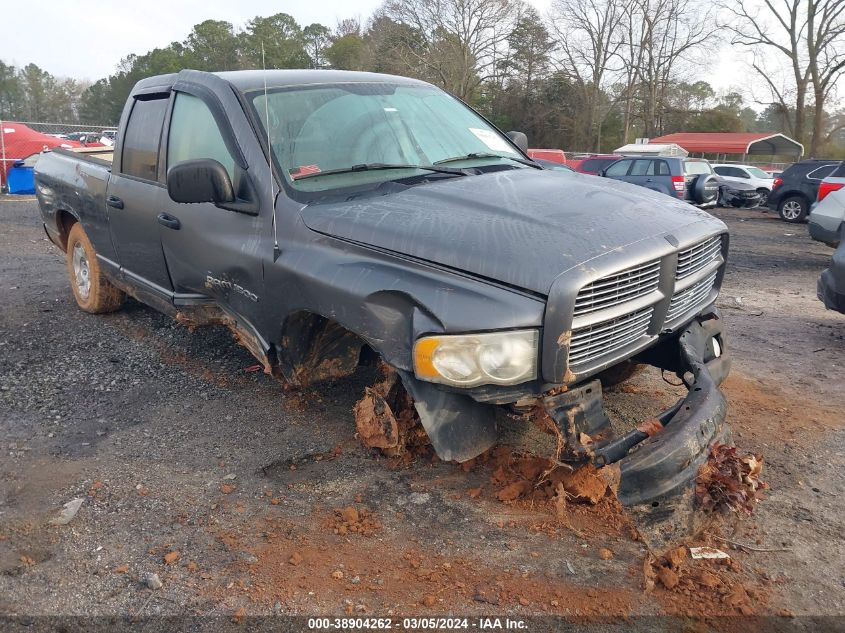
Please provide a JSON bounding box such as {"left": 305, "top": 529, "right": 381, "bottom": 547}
{"left": 72, "top": 242, "right": 91, "bottom": 299}
{"left": 782, "top": 200, "right": 802, "bottom": 220}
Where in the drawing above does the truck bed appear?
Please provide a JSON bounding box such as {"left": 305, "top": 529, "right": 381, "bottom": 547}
{"left": 60, "top": 146, "right": 114, "bottom": 166}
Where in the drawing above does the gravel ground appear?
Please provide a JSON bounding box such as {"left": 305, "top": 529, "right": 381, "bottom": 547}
{"left": 0, "top": 196, "right": 843, "bottom": 623}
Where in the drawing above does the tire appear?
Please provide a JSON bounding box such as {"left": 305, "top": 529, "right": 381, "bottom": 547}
{"left": 756, "top": 188, "right": 769, "bottom": 207}
{"left": 778, "top": 195, "right": 808, "bottom": 223}
{"left": 65, "top": 222, "right": 125, "bottom": 313}
{"left": 693, "top": 175, "right": 719, "bottom": 205}
{"left": 597, "top": 360, "right": 644, "bottom": 388}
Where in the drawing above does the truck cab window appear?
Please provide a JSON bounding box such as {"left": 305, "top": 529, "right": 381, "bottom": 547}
{"left": 167, "top": 93, "right": 235, "bottom": 181}
{"left": 121, "top": 96, "right": 168, "bottom": 181}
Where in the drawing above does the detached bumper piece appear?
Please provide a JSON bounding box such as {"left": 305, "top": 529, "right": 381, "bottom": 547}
{"left": 543, "top": 312, "right": 731, "bottom": 508}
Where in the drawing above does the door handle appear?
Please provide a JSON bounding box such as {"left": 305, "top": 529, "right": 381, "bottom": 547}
{"left": 157, "top": 212, "right": 181, "bottom": 230}
{"left": 106, "top": 195, "right": 124, "bottom": 209}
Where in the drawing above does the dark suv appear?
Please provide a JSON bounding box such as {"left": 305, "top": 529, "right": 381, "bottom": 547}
{"left": 601, "top": 156, "right": 720, "bottom": 207}
{"left": 768, "top": 159, "right": 843, "bottom": 223}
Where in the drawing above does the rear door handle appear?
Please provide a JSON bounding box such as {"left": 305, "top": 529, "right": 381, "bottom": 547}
{"left": 157, "top": 212, "right": 181, "bottom": 230}
{"left": 106, "top": 195, "right": 124, "bottom": 209}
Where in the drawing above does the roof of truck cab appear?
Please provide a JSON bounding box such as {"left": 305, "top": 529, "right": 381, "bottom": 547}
{"left": 219, "top": 69, "right": 430, "bottom": 92}
{"left": 133, "top": 69, "right": 430, "bottom": 95}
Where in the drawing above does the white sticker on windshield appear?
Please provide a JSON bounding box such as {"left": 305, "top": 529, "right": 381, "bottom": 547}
{"left": 469, "top": 128, "right": 518, "bottom": 154}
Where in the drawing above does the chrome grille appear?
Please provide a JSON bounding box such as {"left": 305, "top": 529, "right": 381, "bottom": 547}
{"left": 676, "top": 236, "right": 722, "bottom": 280}
{"left": 568, "top": 307, "right": 653, "bottom": 368}
{"left": 573, "top": 260, "right": 660, "bottom": 317}
{"left": 666, "top": 271, "right": 718, "bottom": 322}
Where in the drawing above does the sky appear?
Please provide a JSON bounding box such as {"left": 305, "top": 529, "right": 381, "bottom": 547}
{"left": 1, "top": 0, "right": 745, "bottom": 96}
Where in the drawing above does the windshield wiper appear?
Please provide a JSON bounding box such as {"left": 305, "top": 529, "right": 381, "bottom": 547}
{"left": 434, "top": 152, "right": 541, "bottom": 168}
{"left": 294, "top": 163, "right": 467, "bottom": 181}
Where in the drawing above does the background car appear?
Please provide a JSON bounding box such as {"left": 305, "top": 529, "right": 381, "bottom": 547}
{"left": 574, "top": 154, "right": 624, "bottom": 175}
{"left": 717, "top": 181, "right": 763, "bottom": 208}
{"left": 809, "top": 162, "right": 845, "bottom": 246}
{"left": 818, "top": 224, "right": 845, "bottom": 313}
{"left": 768, "top": 159, "right": 843, "bottom": 223}
{"left": 712, "top": 163, "right": 774, "bottom": 206}
{"left": 600, "top": 155, "right": 720, "bottom": 207}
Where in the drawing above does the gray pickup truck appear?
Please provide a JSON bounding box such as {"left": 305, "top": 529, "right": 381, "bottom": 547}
{"left": 34, "top": 69, "right": 731, "bottom": 511}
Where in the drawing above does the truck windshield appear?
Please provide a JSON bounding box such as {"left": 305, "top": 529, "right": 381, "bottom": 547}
{"left": 251, "top": 83, "right": 523, "bottom": 192}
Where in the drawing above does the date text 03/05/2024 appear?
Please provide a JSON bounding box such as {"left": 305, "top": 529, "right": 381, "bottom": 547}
{"left": 306, "top": 617, "right": 528, "bottom": 630}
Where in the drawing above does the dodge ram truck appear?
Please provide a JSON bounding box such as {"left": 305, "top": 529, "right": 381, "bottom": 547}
{"left": 34, "top": 69, "right": 731, "bottom": 514}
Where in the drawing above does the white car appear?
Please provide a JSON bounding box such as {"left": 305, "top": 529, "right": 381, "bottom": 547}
{"left": 712, "top": 164, "right": 775, "bottom": 206}
{"left": 809, "top": 164, "right": 845, "bottom": 247}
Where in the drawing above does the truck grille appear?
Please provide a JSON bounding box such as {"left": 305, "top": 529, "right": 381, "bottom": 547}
{"left": 666, "top": 271, "right": 718, "bottom": 322}
{"left": 676, "top": 236, "right": 721, "bottom": 280}
{"left": 573, "top": 260, "right": 660, "bottom": 317}
{"left": 568, "top": 307, "right": 653, "bottom": 369}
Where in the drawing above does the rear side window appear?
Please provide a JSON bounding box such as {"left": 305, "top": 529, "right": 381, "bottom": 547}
{"left": 654, "top": 160, "right": 670, "bottom": 176}
{"left": 807, "top": 164, "right": 839, "bottom": 180}
{"left": 167, "top": 93, "right": 235, "bottom": 180}
{"left": 121, "top": 95, "right": 169, "bottom": 181}
{"left": 715, "top": 166, "right": 745, "bottom": 177}
{"left": 684, "top": 161, "right": 711, "bottom": 176}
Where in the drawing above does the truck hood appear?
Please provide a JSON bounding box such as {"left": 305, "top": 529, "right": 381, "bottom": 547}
{"left": 301, "top": 169, "right": 720, "bottom": 295}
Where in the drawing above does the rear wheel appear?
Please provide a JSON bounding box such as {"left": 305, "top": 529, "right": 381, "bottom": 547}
{"left": 66, "top": 222, "right": 125, "bottom": 313}
{"left": 778, "top": 196, "right": 808, "bottom": 223}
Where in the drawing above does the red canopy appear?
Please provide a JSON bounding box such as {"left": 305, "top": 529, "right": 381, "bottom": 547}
{"left": 649, "top": 132, "right": 803, "bottom": 156}
{"left": 1, "top": 122, "right": 81, "bottom": 185}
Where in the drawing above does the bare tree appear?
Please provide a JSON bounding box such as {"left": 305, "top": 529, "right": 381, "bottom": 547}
{"left": 722, "top": 0, "right": 845, "bottom": 154}
{"left": 622, "top": 0, "right": 718, "bottom": 138}
{"left": 549, "top": 0, "right": 629, "bottom": 150}
{"left": 382, "top": 0, "right": 523, "bottom": 100}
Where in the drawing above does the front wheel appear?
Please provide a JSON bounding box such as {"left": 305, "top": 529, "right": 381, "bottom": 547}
{"left": 756, "top": 188, "right": 769, "bottom": 207}
{"left": 66, "top": 222, "right": 125, "bottom": 313}
{"left": 778, "top": 196, "right": 808, "bottom": 223}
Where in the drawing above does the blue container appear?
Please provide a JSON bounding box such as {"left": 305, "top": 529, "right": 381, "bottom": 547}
{"left": 7, "top": 161, "right": 35, "bottom": 195}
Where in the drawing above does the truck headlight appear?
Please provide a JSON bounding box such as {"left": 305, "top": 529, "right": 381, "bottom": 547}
{"left": 413, "top": 330, "right": 538, "bottom": 387}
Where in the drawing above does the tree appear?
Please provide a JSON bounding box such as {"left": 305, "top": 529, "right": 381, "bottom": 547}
{"left": 184, "top": 20, "right": 240, "bottom": 70}
{"left": 381, "top": 0, "right": 522, "bottom": 100}
{"left": 326, "top": 34, "right": 367, "bottom": 70}
{"left": 0, "top": 61, "right": 23, "bottom": 119}
{"left": 549, "top": 0, "right": 628, "bottom": 150}
{"left": 622, "top": 0, "right": 718, "bottom": 138}
{"left": 240, "top": 13, "right": 310, "bottom": 69}
{"left": 303, "top": 23, "right": 333, "bottom": 68}
{"left": 722, "top": 0, "right": 845, "bottom": 154}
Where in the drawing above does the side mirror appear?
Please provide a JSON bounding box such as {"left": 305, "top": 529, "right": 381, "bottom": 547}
{"left": 506, "top": 130, "right": 528, "bottom": 153}
{"left": 167, "top": 159, "right": 235, "bottom": 205}
{"left": 597, "top": 169, "right": 606, "bottom": 177}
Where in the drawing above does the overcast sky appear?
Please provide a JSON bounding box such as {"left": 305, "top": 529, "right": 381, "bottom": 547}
{"left": 2, "top": 0, "right": 741, "bottom": 95}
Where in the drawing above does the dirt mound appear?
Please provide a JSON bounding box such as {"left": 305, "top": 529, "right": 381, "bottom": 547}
{"left": 328, "top": 506, "right": 383, "bottom": 536}
{"left": 696, "top": 443, "right": 767, "bottom": 515}
{"left": 645, "top": 543, "right": 769, "bottom": 616}
{"left": 353, "top": 366, "right": 430, "bottom": 462}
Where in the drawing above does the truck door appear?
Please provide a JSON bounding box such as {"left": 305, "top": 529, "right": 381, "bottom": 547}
{"left": 157, "top": 90, "right": 266, "bottom": 319}
{"left": 107, "top": 93, "right": 174, "bottom": 294}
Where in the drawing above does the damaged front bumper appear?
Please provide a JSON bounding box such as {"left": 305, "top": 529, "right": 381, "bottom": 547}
{"left": 398, "top": 311, "right": 731, "bottom": 508}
